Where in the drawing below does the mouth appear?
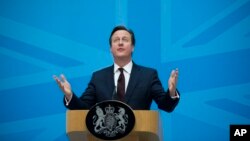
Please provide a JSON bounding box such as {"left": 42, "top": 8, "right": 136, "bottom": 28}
{"left": 117, "top": 48, "right": 125, "bottom": 52}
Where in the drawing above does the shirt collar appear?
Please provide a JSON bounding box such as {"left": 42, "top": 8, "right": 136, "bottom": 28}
{"left": 114, "top": 61, "right": 133, "bottom": 74}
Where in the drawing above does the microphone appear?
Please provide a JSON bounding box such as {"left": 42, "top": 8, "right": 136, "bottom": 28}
{"left": 112, "top": 86, "right": 118, "bottom": 100}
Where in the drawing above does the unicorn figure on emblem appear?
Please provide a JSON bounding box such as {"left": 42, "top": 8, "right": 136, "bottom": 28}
{"left": 115, "top": 107, "right": 128, "bottom": 132}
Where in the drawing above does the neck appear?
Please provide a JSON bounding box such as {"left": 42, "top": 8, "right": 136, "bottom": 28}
{"left": 114, "top": 57, "right": 131, "bottom": 67}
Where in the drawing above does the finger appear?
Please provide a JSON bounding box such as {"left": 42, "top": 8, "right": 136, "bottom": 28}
{"left": 174, "top": 68, "right": 179, "bottom": 78}
{"left": 53, "top": 75, "right": 61, "bottom": 83}
{"left": 53, "top": 75, "right": 57, "bottom": 80}
{"left": 170, "top": 70, "right": 175, "bottom": 78}
{"left": 60, "top": 74, "right": 67, "bottom": 83}
{"left": 175, "top": 68, "right": 179, "bottom": 74}
{"left": 53, "top": 75, "right": 65, "bottom": 89}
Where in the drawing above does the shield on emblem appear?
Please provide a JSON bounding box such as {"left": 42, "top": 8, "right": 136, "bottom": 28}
{"left": 85, "top": 100, "right": 135, "bottom": 140}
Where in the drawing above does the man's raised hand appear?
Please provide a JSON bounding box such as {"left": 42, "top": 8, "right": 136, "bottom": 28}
{"left": 53, "top": 74, "right": 72, "bottom": 100}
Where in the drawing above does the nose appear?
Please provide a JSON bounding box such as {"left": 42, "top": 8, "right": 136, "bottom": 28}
{"left": 118, "top": 40, "right": 123, "bottom": 45}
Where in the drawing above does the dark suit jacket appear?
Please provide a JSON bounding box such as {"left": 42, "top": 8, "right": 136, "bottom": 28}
{"left": 64, "top": 63, "right": 180, "bottom": 112}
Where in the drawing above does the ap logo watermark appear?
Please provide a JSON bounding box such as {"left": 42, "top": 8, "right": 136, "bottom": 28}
{"left": 230, "top": 125, "right": 249, "bottom": 141}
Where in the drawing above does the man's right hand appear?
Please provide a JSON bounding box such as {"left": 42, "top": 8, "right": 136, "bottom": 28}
{"left": 53, "top": 74, "right": 72, "bottom": 100}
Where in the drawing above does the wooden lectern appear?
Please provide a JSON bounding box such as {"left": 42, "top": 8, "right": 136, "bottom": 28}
{"left": 66, "top": 110, "right": 162, "bottom": 141}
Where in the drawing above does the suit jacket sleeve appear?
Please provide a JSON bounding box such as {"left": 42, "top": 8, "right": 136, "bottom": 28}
{"left": 63, "top": 73, "right": 97, "bottom": 110}
{"left": 150, "top": 69, "right": 180, "bottom": 112}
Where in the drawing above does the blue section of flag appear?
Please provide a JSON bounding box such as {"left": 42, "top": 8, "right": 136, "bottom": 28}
{"left": 0, "top": 35, "right": 83, "bottom": 68}
{"left": 206, "top": 99, "right": 250, "bottom": 119}
{"left": 0, "top": 0, "right": 249, "bottom": 141}
{"left": 183, "top": 0, "right": 250, "bottom": 47}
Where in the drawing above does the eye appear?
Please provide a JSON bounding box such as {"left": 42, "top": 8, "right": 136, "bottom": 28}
{"left": 122, "top": 37, "right": 129, "bottom": 42}
{"left": 112, "top": 38, "right": 119, "bottom": 43}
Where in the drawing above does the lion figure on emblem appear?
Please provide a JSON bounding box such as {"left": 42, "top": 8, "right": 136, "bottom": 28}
{"left": 93, "top": 106, "right": 105, "bottom": 132}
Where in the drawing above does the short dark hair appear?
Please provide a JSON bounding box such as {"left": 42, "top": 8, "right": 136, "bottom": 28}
{"left": 109, "top": 25, "right": 135, "bottom": 46}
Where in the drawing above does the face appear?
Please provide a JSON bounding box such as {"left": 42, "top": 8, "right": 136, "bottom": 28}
{"left": 110, "top": 30, "right": 134, "bottom": 60}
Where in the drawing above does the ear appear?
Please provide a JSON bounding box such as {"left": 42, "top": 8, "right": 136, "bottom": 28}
{"left": 110, "top": 46, "right": 113, "bottom": 53}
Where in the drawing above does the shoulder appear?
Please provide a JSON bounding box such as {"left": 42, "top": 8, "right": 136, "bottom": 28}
{"left": 92, "top": 65, "right": 113, "bottom": 76}
{"left": 132, "top": 63, "right": 160, "bottom": 81}
{"left": 133, "top": 63, "right": 157, "bottom": 73}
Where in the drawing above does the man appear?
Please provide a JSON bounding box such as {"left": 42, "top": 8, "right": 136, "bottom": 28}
{"left": 54, "top": 25, "right": 180, "bottom": 112}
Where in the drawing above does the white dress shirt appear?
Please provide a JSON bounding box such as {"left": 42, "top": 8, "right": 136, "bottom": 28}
{"left": 113, "top": 61, "right": 133, "bottom": 94}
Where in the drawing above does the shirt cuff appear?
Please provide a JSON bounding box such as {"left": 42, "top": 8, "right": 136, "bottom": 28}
{"left": 171, "top": 91, "right": 180, "bottom": 99}
{"left": 65, "top": 94, "right": 73, "bottom": 106}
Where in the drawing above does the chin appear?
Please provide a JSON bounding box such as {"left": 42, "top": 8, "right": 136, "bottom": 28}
{"left": 115, "top": 55, "right": 129, "bottom": 59}
{"left": 115, "top": 53, "right": 127, "bottom": 57}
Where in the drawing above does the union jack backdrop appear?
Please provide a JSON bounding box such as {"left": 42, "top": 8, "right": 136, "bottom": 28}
{"left": 0, "top": 0, "right": 249, "bottom": 141}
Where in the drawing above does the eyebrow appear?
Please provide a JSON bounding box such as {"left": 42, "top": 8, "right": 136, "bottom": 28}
{"left": 112, "top": 35, "right": 130, "bottom": 39}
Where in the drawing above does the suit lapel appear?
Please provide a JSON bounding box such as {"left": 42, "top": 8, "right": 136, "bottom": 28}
{"left": 125, "top": 63, "right": 140, "bottom": 103}
{"left": 106, "top": 65, "right": 115, "bottom": 98}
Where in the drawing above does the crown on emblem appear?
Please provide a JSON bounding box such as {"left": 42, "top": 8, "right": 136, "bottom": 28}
{"left": 105, "top": 105, "right": 115, "bottom": 114}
